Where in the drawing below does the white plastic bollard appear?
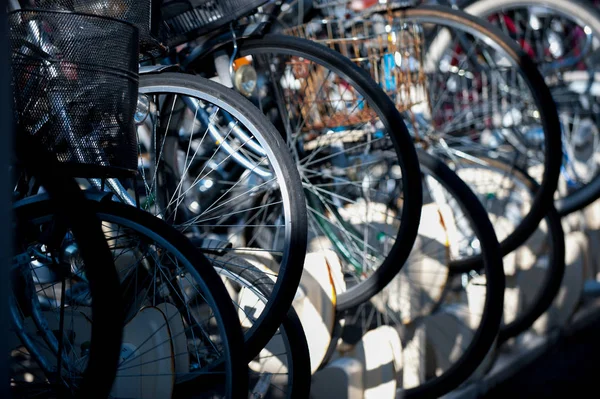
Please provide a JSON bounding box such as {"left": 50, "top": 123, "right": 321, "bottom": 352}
{"left": 582, "top": 197, "right": 600, "bottom": 231}
{"left": 111, "top": 307, "right": 174, "bottom": 399}
{"left": 311, "top": 357, "right": 364, "bottom": 399}
{"left": 529, "top": 231, "right": 585, "bottom": 334}
{"left": 513, "top": 219, "right": 549, "bottom": 272}
{"left": 233, "top": 250, "right": 337, "bottom": 374}
{"left": 584, "top": 229, "right": 600, "bottom": 280}
{"left": 375, "top": 204, "right": 449, "bottom": 324}
{"left": 344, "top": 326, "right": 402, "bottom": 399}
{"left": 420, "top": 306, "right": 475, "bottom": 379}
{"left": 501, "top": 275, "right": 525, "bottom": 327}
{"left": 294, "top": 252, "right": 338, "bottom": 374}
{"left": 402, "top": 323, "right": 426, "bottom": 390}
{"left": 156, "top": 302, "right": 188, "bottom": 376}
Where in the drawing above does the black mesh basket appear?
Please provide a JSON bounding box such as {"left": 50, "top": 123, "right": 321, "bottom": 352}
{"left": 160, "top": 0, "right": 268, "bottom": 46}
{"left": 22, "top": 0, "right": 166, "bottom": 57}
{"left": 9, "top": 10, "right": 139, "bottom": 176}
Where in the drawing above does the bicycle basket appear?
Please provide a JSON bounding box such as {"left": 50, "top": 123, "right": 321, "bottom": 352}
{"left": 9, "top": 10, "right": 139, "bottom": 176}
{"left": 25, "top": 0, "right": 166, "bottom": 57}
{"left": 312, "top": 0, "right": 417, "bottom": 18}
{"left": 284, "top": 18, "right": 429, "bottom": 126}
{"left": 160, "top": 0, "right": 268, "bottom": 47}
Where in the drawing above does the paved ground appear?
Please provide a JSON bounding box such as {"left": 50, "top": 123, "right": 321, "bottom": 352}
{"left": 484, "top": 302, "right": 600, "bottom": 398}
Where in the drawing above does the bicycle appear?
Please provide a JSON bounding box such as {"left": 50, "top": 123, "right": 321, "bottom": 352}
{"left": 338, "top": 149, "right": 505, "bottom": 398}
{"left": 442, "top": 0, "right": 600, "bottom": 216}
{"left": 20, "top": 0, "right": 311, "bottom": 366}
{"left": 9, "top": 6, "right": 249, "bottom": 397}
{"left": 289, "top": 0, "right": 562, "bottom": 272}
{"left": 162, "top": 0, "right": 425, "bottom": 312}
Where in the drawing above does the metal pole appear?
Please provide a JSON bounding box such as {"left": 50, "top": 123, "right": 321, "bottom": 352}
{"left": 0, "top": 2, "right": 13, "bottom": 397}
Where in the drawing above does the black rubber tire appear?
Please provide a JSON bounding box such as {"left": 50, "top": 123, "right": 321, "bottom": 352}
{"left": 280, "top": 309, "right": 311, "bottom": 399}
{"left": 557, "top": 174, "right": 600, "bottom": 217}
{"left": 214, "top": 261, "right": 311, "bottom": 399}
{"left": 453, "top": 0, "right": 600, "bottom": 216}
{"left": 479, "top": 159, "right": 565, "bottom": 343}
{"left": 191, "top": 34, "right": 424, "bottom": 312}
{"left": 139, "top": 72, "right": 308, "bottom": 361}
{"left": 501, "top": 209, "right": 565, "bottom": 343}
{"left": 448, "top": 156, "right": 566, "bottom": 343}
{"left": 15, "top": 197, "right": 249, "bottom": 399}
{"left": 14, "top": 134, "right": 123, "bottom": 399}
{"left": 406, "top": 150, "right": 505, "bottom": 399}
{"left": 395, "top": 5, "right": 563, "bottom": 269}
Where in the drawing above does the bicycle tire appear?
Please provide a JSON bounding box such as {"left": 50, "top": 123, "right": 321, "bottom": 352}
{"left": 191, "top": 34, "right": 424, "bottom": 311}
{"left": 455, "top": 0, "right": 600, "bottom": 216}
{"left": 213, "top": 260, "right": 311, "bottom": 398}
{"left": 502, "top": 201, "right": 565, "bottom": 343}
{"left": 279, "top": 308, "right": 312, "bottom": 399}
{"left": 13, "top": 133, "right": 123, "bottom": 398}
{"left": 450, "top": 156, "right": 566, "bottom": 343}
{"left": 138, "top": 72, "right": 308, "bottom": 361}
{"left": 395, "top": 5, "right": 562, "bottom": 268}
{"left": 405, "top": 150, "right": 505, "bottom": 398}
{"left": 14, "top": 196, "right": 248, "bottom": 398}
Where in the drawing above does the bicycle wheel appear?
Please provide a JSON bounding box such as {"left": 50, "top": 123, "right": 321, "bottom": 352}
{"left": 10, "top": 134, "right": 123, "bottom": 398}
{"left": 411, "top": 150, "right": 504, "bottom": 397}
{"left": 455, "top": 0, "right": 600, "bottom": 215}
{"left": 207, "top": 257, "right": 311, "bottom": 398}
{"left": 135, "top": 72, "right": 307, "bottom": 360}
{"left": 188, "top": 34, "right": 423, "bottom": 311}
{"left": 13, "top": 196, "right": 248, "bottom": 398}
{"left": 343, "top": 149, "right": 504, "bottom": 398}
{"left": 378, "top": 5, "right": 562, "bottom": 268}
{"left": 450, "top": 156, "right": 565, "bottom": 342}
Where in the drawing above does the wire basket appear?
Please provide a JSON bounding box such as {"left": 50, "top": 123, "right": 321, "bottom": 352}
{"left": 23, "top": 0, "right": 166, "bottom": 57}
{"left": 312, "top": 0, "right": 418, "bottom": 18}
{"left": 10, "top": 10, "right": 139, "bottom": 176}
{"left": 278, "top": 58, "right": 379, "bottom": 131}
{"left": 284, "top": 17, "right": 429, "bottom": 128}
{"left": 160, "top": 0, "right": 268, "bottom": 46}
